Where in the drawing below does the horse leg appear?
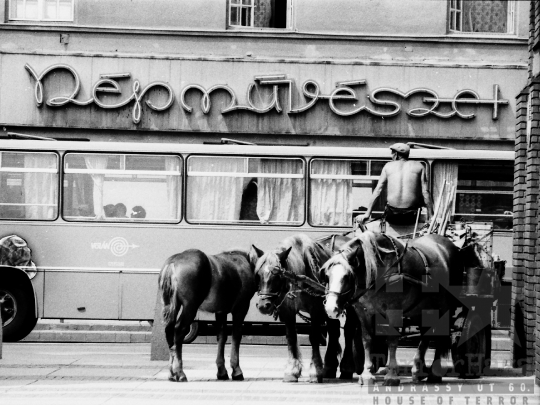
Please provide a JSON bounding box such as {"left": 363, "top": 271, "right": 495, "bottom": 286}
{"left": 339, "top": 310, "right": 360, "bottom": 379}
{"left": 427, "top": 336, "right": 449, "bottom": 383}
{"left": 411, "top": 337, "right": 430, "bottom": 383}
{"left": 282, "top": 312, "right": 302, "bottom": 382}
{"left": 308, "top": 316, "right": 324, "bottom": 383}
{"left": 322, "top": 318, "right": 340, "bottom": 379}
{"left": 230, "top": 307, "right": 249, "bottom": 381}
{"left": 215, "top": 312, "right": 229, "bottom": 380}
{"left": 383, "top": 335, "right": 400, "bottom": 386}
{"left": 357, "top": 312, "right": 376, "bottom": 385}
{"left": 171, "top": 304, "right": 198, "bottom": 382}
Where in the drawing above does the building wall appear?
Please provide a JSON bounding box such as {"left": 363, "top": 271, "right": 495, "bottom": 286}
{"left": 513, "top": 0, "right": 540, "bottom": 384}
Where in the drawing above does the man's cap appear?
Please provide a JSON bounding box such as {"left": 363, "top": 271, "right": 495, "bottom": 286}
{"left": 389, "top": 143, "right": 410, "bottom": 154}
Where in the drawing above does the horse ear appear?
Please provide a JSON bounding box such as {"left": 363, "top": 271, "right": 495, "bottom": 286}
{"left": 249, "top": 245, "right": 264, "bottom": 269}
{"left": 251, "top": 245, "right": 265, "bottom": 258}
{"left": 278, "top": 246, "right": 292, "bottom": 263}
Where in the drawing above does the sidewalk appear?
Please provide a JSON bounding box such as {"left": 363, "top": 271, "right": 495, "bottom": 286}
{"left": 22, "top": 319, "right": 514, "bottom": 350}
{"left": 0, "top": 342, "right": 536, "bottom": 405}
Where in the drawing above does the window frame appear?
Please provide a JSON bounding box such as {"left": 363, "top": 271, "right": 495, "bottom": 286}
{"left": 185, "top": 154, "right": 306, "bottom": 226}
{"left": 227, "top": 0, "right": 293, "bottom": 31}
{"left": 0, "top": 150, "right": 60, "bottom": 221}
{"left": 307, "top": 157, "right": 391, "bottom": 228}
{"left": 448, "top": 0, "right": 516, "bottom": 35}
{"left": 62, "top": 152, "right": 182, "bottom": 224}
{"left": 9, "top": 0, "right": 75, "bottom": 22}
{"left": 433, "top": 159, "right": 513, "bottom": 231}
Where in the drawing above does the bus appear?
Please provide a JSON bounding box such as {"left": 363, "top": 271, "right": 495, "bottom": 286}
{"left": 0, "top": 138, "right": 514, "bottom": 342}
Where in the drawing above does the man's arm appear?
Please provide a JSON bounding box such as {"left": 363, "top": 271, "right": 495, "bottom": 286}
{"left": 358, "top": 166, "right": 388, "bottom": 223}
{"left": 420, "top": 165, "right": 434, "bottom": 219}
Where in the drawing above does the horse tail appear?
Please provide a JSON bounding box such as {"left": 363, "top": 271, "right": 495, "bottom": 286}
{"left": 159, "top": 262, "right": 179, "bottom": 324}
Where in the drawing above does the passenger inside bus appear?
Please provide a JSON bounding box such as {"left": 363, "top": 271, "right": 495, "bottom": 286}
{"left": 114, "top": 203, "right": 128, "bottom": 218}
{"left": 131, "top": 206, "right": 146, "bottom": 219}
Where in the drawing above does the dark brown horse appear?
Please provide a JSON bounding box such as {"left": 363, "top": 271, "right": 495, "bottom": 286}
{"left": 321, "top": 231, "right": 463, "bottom": 385}
{"left": 251, "top": 233, "right": 359, "bottom": 383}
{"left": 159, "top": 249, "right": 256, "bottom": 382}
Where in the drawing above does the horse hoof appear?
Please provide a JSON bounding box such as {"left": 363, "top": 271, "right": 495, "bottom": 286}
{"left": 309, "top": 375, "right": 323, "bottom": 383}
{"left": 359, "top": 376, "right": 376, "bottom": 385}
{"left": 427, "top": 375, "right": 443, "bottom": 384}
{"left": 383, "top": 378, "right": 400, "bottom": 386}
{"left": 169, "top": 374, "right": 188, "bottom": 382}
{"left": 412, "top": 375, "right": 427, "bottom": 383}
{"left": 339, "top": 372, "right": 354, "bottom": 380}
{"left": 323, "top": 370, "right": 337, "bottom": 379}
{"left": 232, "top": 373, "right": 244, "bottom": 381}
{"left": 283, "top": 374, "right": 299, "bottom": 383}
{"left": 217, "top": 373, "right": 230, "bottom": 381}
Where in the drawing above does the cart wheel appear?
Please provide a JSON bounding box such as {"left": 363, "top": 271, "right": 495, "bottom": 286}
{"left": 451, "top": 312, "right": 489, "bottom": 378}
{"left": 183, "top": 321, "right": 199, "bottom": 344}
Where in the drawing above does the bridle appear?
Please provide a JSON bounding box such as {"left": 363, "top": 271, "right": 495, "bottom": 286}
{"left": 322, "top": 251, "right": 360, "bottom": 310}
{"left": 257, "top": 262, "right": 292, "bottom": 319}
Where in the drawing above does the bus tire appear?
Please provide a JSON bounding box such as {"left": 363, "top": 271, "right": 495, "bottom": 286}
{"left": 183, "top": 321, "right": 199, "bottom": 344}
{"left": 0, "top": 284, "right": 37, "bottom": 342}
{"left": 451, "top": 312, "right": 489, "bottom": 379}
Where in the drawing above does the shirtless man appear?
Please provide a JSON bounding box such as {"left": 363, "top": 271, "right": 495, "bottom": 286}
{"left": 358, "top": 143, "right": 433, "bottom": 226}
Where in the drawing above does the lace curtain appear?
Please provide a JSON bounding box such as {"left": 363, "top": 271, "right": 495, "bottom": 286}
{"left": 187, "top": 157, "right": 245, "bottom": 222}
{"left": 23, "top": 154, "right": 57, "bottom": 219}
{"left": 310, "top": 161, "right": 353, "bottom": 226}
{"left": 463, "top": 0, "right": 508, "bottom": 33}
{"left": 254, "top": 0, "right": 272, "bottom": 27}
{"left": 256, "top": 159, "right": 303, "bottom": 224}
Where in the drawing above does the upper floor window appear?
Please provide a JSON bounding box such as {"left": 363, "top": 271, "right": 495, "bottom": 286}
{"left": 229, "top": 0, "right": 290, "bottom": 29}
{"left": 449, "top": 0, "right": 514, "bottom": 34}
{"left": 10, "top": 0, "right": 74, "bottom": 22}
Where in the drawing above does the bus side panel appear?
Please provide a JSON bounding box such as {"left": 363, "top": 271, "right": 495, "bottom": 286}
{"left": 120, "top": 273, "right": 158, "bottom": 320}
{"left": 43, "top": 272, "right": 119, "bottom": 319}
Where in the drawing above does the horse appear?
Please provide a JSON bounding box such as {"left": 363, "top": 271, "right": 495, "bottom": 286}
{"left": 320, "top": 231, "right": 463, "bottom": 386}
{"left": 250, "top": 233, "right": 360, "bottom": 383}
{"left": 159, "top": 249, "right": 256, "bottom": 382}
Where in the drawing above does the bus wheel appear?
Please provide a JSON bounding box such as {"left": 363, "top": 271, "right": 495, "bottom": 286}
{"left": 183, "top": 321, "right": 199, "bottom": 344}
{"left": 451, "top": 312, "right": 489, "bottom": 379}
{"left": 0, "top": 284, "right": 37, "bottom": 342}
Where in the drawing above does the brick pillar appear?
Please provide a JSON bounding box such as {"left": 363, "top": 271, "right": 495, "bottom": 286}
{"left": 513, "top": 88, "right": 528, "bottom": 372}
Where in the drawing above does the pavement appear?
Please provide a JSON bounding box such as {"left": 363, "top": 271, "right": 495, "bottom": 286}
{"left": 22, "top": 319, "right": 514, "bottom": 350}
{"left": 0, "top": 342, "right": 537, "bottom": 405}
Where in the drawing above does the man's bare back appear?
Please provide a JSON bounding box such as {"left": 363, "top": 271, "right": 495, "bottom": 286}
{"left": 384, "top": 160, "right": 425, "bottom": 209}
{"left": 358, "top": 144, "right": 433, "bottom": 224}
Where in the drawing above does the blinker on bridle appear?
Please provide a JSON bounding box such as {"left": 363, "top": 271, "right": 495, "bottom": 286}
{"left": 257, "top": 264, "right": 285, "bottom": 298}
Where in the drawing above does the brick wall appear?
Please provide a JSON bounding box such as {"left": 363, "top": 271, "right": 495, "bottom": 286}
{"left": 513, "top": 0, "right": 540, "bottom": 385}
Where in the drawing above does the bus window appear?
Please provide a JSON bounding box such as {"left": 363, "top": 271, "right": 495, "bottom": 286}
{"left": 186, "top": 156, "right": 304, "bottom": 225}
{"left": 309, "top": 159, "right": 388, "bottom": 227}
{"left": 0, "top": 151, "right": 58, "bottom": 220}
{"left": 63, "top": 153, "right": 181, "bottom": 222}
{"left": 432, "top": 161, "right": 513, "bottom": 230}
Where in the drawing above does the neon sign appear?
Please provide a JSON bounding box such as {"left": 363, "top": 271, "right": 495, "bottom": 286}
{"left": 25, "top": 63, "right": 509, "bottom": 125}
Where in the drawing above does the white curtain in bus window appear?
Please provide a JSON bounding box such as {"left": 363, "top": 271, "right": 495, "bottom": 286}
{"left": 432, "top": 162, "right": 458, "bottom": 212}
{"left": 309, "top": 160, "right": 352, "bottom": 226}
{"left": 63, "top": 153, "right": 181, "bottom": 222}
{"left": 0, "top": 152, "right": 58, "bottom": 220}
{"left": 186, "top": 156, "right": 304, "bottom": 224}
{"left": 187, "top": 156, "right": 246, "bottom": 222}
{"left": 256, "top": 159, "right": 304, "bottom": 224}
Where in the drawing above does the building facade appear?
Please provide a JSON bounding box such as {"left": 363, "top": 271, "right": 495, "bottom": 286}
{"left": 514, "top": 0, "right": 540, "bottom": 385}
{"left": 0, "top": 0, "right": 532, "bottom": 358}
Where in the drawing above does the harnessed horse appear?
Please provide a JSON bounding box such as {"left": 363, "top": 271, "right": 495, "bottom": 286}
{"left": 321, "top": 231, "right": 463, "bottom": 385}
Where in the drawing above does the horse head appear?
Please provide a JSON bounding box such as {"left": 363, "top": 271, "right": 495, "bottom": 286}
{"left": 321, "top": 231, "right": 380, "bottom": 319}
{"left": 250, "top": 244, "right": 292, "bottom": 316}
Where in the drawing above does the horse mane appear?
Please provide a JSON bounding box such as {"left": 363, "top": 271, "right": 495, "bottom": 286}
{"left": 356, "top": 231, "right": 379, "bottom": 287}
